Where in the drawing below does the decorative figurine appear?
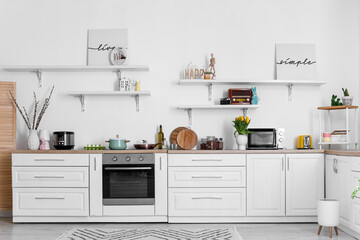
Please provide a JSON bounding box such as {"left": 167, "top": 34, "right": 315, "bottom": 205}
{"left": 209, "top": 53, "right": 216, "bottom": 79}
{"left": 251, "top": 87, "right": 258, "bottom": 105}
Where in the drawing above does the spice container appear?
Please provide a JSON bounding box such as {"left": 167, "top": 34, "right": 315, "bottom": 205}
{"left": 206, "top": 136, "right": 216, "bottom": 150}
{"left": 200, "top": 138, "right": 206, "bottom": 150}
{"left": 217, "top": 138, "right": 224, "bottom": 150}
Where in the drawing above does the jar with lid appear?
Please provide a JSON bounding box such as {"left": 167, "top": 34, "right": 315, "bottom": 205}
{"left": 217, "top": 138, "right": 224, "bottom": 150}
{"left": 206, "top": 136, "right": 216, "bottom": 150}
{"left": 200, "top": 138, "right": 206, "bottom": 150}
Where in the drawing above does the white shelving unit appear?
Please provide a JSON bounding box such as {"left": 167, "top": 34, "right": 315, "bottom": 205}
{"left": 179, "top": 79, "right": 326, "bottom": 101}
{"left": 178, "top": 104, "right": 260, "bottom": 126}
{"left": 68, "top": 91, "right": 151, "bottom": 112}
{"left": 318, "top": 105, "right": 358, "bottom": 150}
{"left": 3, "top": 65, "right": 149, "bottom": 88}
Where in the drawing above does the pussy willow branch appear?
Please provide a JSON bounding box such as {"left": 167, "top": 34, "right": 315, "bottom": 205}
{"left": 23, "top": 107, "right": 31, "bottom": 128}
{"left": 32, "top": 92, "right": 39, "bottom": 130}
{"left": 8, "top": 91, "right": 31, "bottom": 130}
{"left": 35, "top": 85, "right": 54, "bottom": 130}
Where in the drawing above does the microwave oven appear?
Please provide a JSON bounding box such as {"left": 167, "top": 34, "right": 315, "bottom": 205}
{"left": 247, "top": 128, "right": 278, "bottom": 150}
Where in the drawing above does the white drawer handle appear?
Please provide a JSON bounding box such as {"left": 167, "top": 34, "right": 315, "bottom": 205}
{"left": 191, "top": 176, "right": 223, "bottom": 179}
{"left": 34, "top": 159, "right": 65, "bottom": 161}
{"left": 192, "top": 197, "right": 223, "bottom": 200}
{"left": 191, "top": 158, "right": 222, "bottom": 162}
{"left": 35, "top": 197, "right": 65, "bottom": 200}
{"left": 34, "top": 176, "right": 65, "bottom": 179}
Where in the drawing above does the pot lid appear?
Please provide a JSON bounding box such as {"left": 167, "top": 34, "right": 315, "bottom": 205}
{"left": 109, "top": 138, "right": 127, "bottom": 141}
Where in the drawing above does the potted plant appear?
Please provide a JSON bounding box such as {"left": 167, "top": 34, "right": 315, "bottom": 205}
{"left": 342, "top": 88, "right": 353, "bottom": 106}
{"left": 233, "top": 115, "right": 251, "bottom": 150}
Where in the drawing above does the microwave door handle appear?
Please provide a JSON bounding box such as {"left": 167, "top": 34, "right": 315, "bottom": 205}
{"left": 104, "top": 167, "right": 152, "bottom": 171}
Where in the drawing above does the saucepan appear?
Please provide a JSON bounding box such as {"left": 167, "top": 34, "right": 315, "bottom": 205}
{"left": 105, "top": 135, "right": 130, "bottom": 150}
{"left": 133, "top": 140, "right": 161, "bottom": 150}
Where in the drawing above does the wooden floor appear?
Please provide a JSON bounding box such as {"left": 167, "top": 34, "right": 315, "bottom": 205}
{"left": 0, "top": 218, "right": 357, "bottom": 240}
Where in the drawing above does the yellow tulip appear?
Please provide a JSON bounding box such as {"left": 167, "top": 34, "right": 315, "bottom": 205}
{"left": 246, "top": 116, "right": 249, "bottom": 123}
{"left": 240, "top": 116, "right": 244, "bottom": 121}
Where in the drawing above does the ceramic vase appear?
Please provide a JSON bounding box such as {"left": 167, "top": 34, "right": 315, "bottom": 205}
{"left": 28, "top": 130, "right": 40, "bottom": 150}
{"left": 236, "top": 134, "right": 248, "bottom": 150}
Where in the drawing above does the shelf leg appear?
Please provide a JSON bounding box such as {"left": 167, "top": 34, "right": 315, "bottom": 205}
{"left": 243, "top": 108, "right": 248, "bottom": 117}
{"left": 356, "top": 108, "right": 358, "bottom": 149}
{"left": 346, "top": 107, "right": 349, "bottom": 149}
{"left": 80, "top": 94, "right": 85, "bottom": 112}
{"left": 187, "top": 109, "right": 192, "bottom": 128}
{"left": 327, "top": 110, "right": 331, "bottom": 133}
{"left": 36, "top": 69, "right": 43, "bottom": 88}
{"left": 319, "top": 110, "right": 322, "bottom": 150}
{"left": 288, "top": 84, "right": 294, "bottom": 101}
{"left": 208, "top": 83, "right": 213, "bottom": 101}
{"left": 135, "top": 95, "right": 140, "bottom": 112}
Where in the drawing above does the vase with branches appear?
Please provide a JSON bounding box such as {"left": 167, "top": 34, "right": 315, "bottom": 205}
{"left": 9, "top": 86, "right": 55, "bottom": 150}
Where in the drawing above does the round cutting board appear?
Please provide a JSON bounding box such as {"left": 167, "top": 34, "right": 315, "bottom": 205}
{"left": 170, "top": 127, "right": 187, "bottom": 144}
{"left": 176, "top": 128, "right": 198, "bottom": 150}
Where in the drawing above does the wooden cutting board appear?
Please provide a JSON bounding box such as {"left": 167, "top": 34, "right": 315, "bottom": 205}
{"left": 170, "top": 127, "right": 198, "bottom": 150}
{"left": 0, "top": 82, "right": 16, "bottom": 211}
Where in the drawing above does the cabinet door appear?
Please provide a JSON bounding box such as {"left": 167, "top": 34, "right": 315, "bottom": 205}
{"left": 89, "top": 154, "right": 102, "bottom": 216}
{"left": 326, "top": 155, "right": 339, "bottom": 200}
{"left": 155, "top": 153, "right": 167, "bottom": 216}
{"left": 351, "top": 171, "right": 360, "bottom": 232}
{"left": 338, "top": 156, "right": 351, "bottom": 226}
{"left": 247, "top": 154, "right": 285, "bottom": 216}
{"left": 286, "top": 154, "right": 324, "bottom": 216}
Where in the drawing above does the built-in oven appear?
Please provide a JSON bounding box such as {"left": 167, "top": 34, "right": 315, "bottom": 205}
{"left": 102, "top": 154, "right": 155, "bottom": 205}
{"left": 247, "top": 128, "right": 278, "bottom": 150}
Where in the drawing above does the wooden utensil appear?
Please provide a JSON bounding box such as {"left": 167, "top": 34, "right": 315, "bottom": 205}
{"left": 170, "top": 127, "right": 198, "bottom": 150}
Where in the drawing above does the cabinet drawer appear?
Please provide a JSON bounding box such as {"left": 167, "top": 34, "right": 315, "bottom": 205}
{"left": 12, "top": 154, "right": 89, "bottom": 167}
{"left": 351, "top": 157, "right": 360, "bottom": 172}
{"left": 168, "top": 154, "right": 245, "bottom": 167}
{"left": 12, "top": 167, "right": 88, "bottom": 188}
{"left": 168, "top": 188, "right": 246, "bottom": 217}
{"left": 13, "top": 188, "right": 89, "bottom": 216}
{"left": 168, "top": 167, "right": 246, "bottom": 188}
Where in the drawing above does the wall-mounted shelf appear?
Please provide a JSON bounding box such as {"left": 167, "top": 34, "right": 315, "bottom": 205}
{"left": 3, "top": 65, "right": 150, "bottom": 88}
{"left": 178, "top": 104, "right": 260, "bottom": 126}
{"left": 317, "top": 105, "right": 358, "bottom": 150}
{"left": 179, "top": 79, "right": 326, "bottom": 101}
{"left": 68, "top": 91, "right": 151, "bottom": 112}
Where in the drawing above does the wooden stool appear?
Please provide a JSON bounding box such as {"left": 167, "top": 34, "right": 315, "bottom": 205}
{"left": 318, "top": 199, "right": 340, "bottom": 238}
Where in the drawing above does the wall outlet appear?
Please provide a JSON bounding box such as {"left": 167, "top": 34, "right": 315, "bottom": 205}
{"left": 277, "top": 128, "right": 285, "bottom": 149}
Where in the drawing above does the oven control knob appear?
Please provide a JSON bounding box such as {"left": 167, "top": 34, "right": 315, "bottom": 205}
{"left": 139, "top": 156, "right": 144, "bottom": 161}
{"left": 112, "top": 157, "right": 118, "bottom": 161}
{"left": 125, "top": 156, "right": 131, "bottom": 161}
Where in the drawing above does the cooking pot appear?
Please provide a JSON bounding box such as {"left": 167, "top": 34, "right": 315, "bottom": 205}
{"left": 105, "top": 135, "right": 130, "bottom": 150}
{"left": 133, "top": 140, "right": 161, "bottom": 150}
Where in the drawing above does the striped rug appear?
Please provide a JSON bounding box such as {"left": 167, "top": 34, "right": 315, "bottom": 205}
{"left": 57, "top": 227, "right": 242, "bottom": 240}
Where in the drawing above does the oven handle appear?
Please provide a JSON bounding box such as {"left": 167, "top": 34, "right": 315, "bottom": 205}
{"left": 104, "top": 167, "right": 152, "bottom": 171}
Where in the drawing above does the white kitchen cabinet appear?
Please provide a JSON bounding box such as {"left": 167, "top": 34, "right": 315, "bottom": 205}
{"left": 155, "top": 153, "right": 167, "bottom": 216}
{"left": 13, "top": 188, "right": 89, "bottom": 216}
{"left": 247, "top": 154, "right": 285, "bottom": 216}
{"left": 351, "top": 171, "right": 360, "bottom": 233}
{"left": 89, "top": 154, "right": 102, "bottom": 217}
{"left": 326, "top": 155, "right": 339, "bottom": 200}
{"left": 168, "top": 154, "right": 245, "bottom": 167}
{"left": 168, "top": 167, "right": 246, "bottom": 188}
{"left": 12, "top": 154, "right": 89, "bottom": 166}
{"left": 286, "top": 154, "right": 324, "bottom": 216}
{"left": 168, "top": 188, "right": 246, "bottom": 217}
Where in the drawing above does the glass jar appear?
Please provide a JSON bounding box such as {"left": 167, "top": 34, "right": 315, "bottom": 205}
{"left": 200, "top": 138, "right": 206, "bottom": 150}
{"left": 218, "top": 138, "right": 224, "bottom": 150}
{"left": 206, "top": 136, "right": 216, "bottom": 150}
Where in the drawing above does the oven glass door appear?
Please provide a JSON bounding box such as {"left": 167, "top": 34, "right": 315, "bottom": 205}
{"left": 103, "top": 164, "right": 155, "bottom": 205}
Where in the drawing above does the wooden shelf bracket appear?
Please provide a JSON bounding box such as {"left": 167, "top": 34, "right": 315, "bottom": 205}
{"left": 80, "top": 94, "right": 85, "bottom": 112}
{"left": 36, "top": 69, "right": 43, "bottom": 88}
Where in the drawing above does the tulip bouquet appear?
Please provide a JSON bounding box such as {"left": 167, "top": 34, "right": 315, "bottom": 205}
{"left": 233, "top": 115, "right": 251, "bottom": 137}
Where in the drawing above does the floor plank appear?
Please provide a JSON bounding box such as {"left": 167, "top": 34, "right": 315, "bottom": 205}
{"left": 0, "top": 218, "right": 357, "bottom": 240}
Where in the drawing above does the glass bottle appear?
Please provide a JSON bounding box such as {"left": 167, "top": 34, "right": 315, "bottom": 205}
{"left": 158, "top": 125, "right": 164, "bottom": 149}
